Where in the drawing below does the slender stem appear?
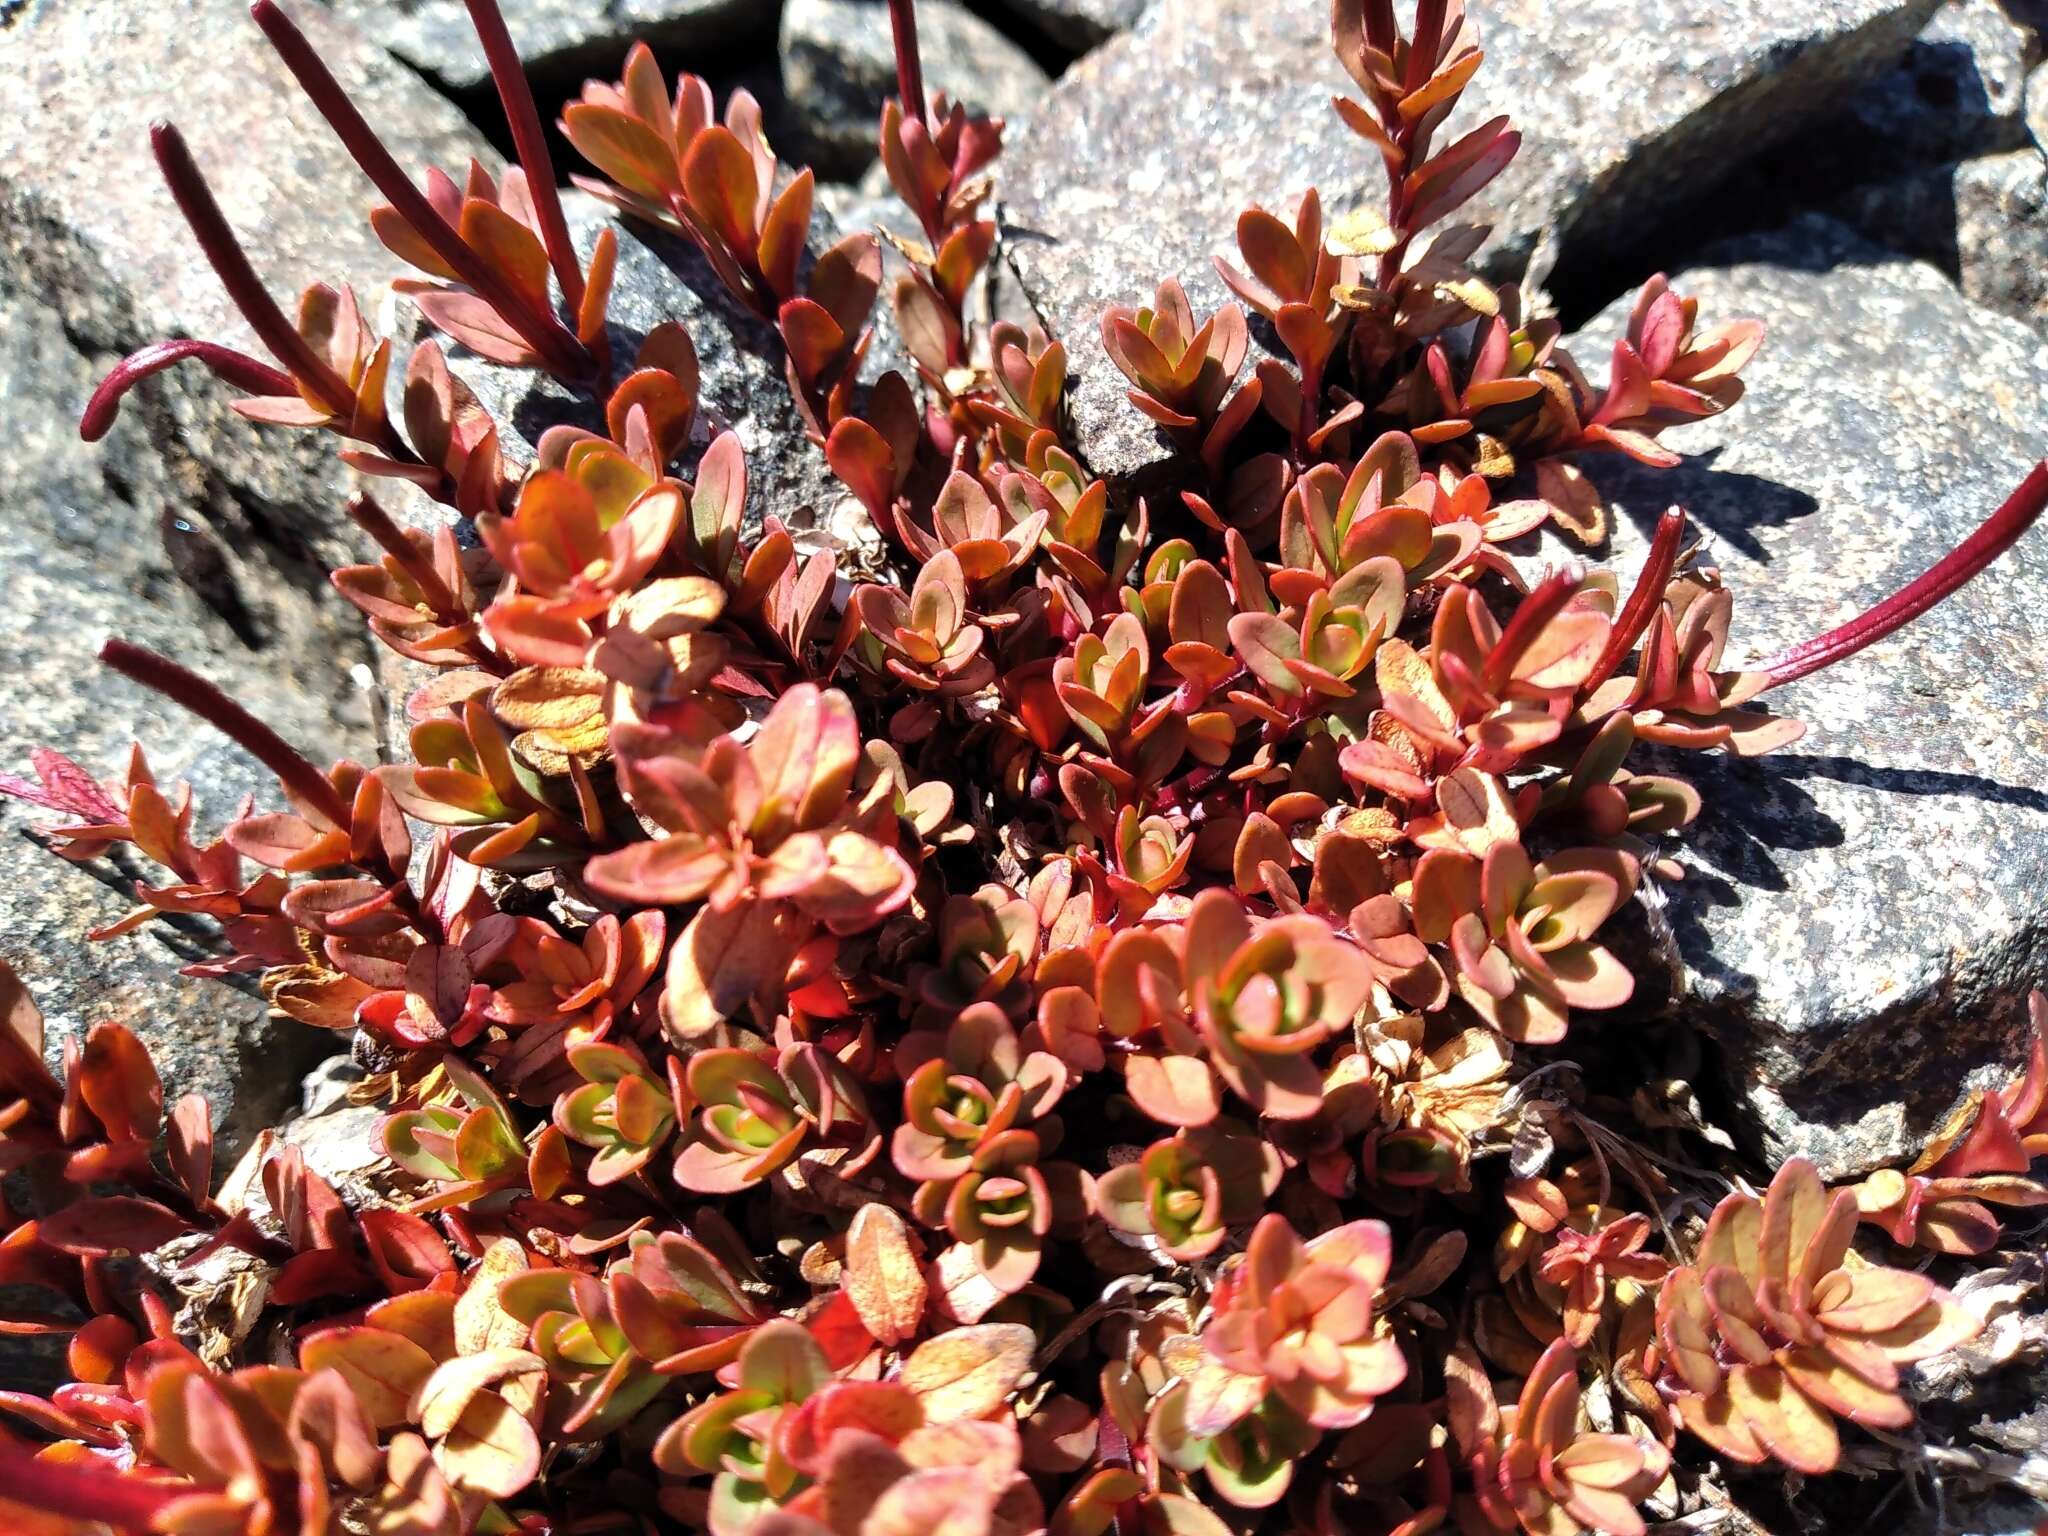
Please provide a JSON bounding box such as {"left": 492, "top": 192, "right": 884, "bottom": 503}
{"left": 461, "top": 0, "right": 585, "bottom": 314}
{"left": 0, "top": 1437, "right": 180, "bottom": 1532}
{"left": 81, "top": 340, "right": 296, "bottom": 442}
{"left": 151, "top": 123, "right": 358, "bottom": 416}
{"left": 1582, "top": 507, "right": 1684, "bottom": 693}
{"left": 1758, "top": 461, "right": 2048, "bottom": 689}
{"left": 344, "top": 494, "right": 463, "bottom": 615}
{"left": 887, "top": 0, "right": 928, "bottom": 127}
{"left": 100, "top": 641, "right": 351, "bottom": 832}
{"left": 248, "top": 0, "right": 593, "bottom": 381}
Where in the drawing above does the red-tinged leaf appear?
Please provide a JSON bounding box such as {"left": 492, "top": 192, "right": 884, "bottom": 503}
{"left": 826, "top": 417, "right": 896, "bottom": 518}
{"left": 691, "top": 430, "right": 748, "bottom": 578}
{"left": 39, "top": 1197, "right": 190, "bottom": 1257}
{"left": 563, "top": 103, "right": 681, "bottom": 201}
{"left": 1406, "top": 118, "right": 1519, "bottom": 231}
{"left": 482, "top": 597, "right": 594, "bottom": 669}
{"left": 578, "top": 226, "right": 618, "bottom": 347}
{"left": 780, "top": 298, "right": 848, "bottom": 387}
{"left": 845, "top": 1204, "right": 927, "bottom": 1347}
{"left": 76, "top": 1023, "right": 161, "bottom": 1144}
{"left": 664, "top": 898, "right": 805, "bottom": 1043}
{"left": 682, "top": 126, "right": 761, "bottom": 264}
{"left": 1228, "top": 611, "right": 1305, "bottom": 696}
{"left": 457, "top": 198, "right": 550, "bottom": 319}
{"left": 1236, "top": 209, "right": 1308, "bottom": 302}
{"left": 759, "top": 168, "right": 814, "bottom": 302}
{"left": 410, "top": 289, "right": 539, "bottom": 368}
{"left": 899, "top": 1324, "right": 1035, "bottom": 1420}
{"left": 361, "top": 1209, "right": 455, "bottom": 1295}
{"left": 167, "top": 1094, "right": 213, "bottom": 1207}
{"left": 299, "top": 1327, "right": 437, "bottom": 1430}
{"left": 0, "top": 961, "right": 54, "bottom": 1105}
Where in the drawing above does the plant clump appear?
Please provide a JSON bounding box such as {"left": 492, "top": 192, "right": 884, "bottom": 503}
{"left": 4, "top": 0, "right": 2047, "bottom": 1533}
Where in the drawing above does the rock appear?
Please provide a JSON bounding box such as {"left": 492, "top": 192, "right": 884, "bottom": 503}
{"left": 0, "top": 0, "right": 494, "bottom": 1146}
{"left": 1842, "top": 0, "right": 2035, "bottom": 169}
{"left": 986, "top": 0, "right": 1149, "bottom": 55}
{"left": 779, "top": 0, "right": 1051, "bottom": 180}
{"left": 1564, "top": 217, "right": 2048, "bottom": 1180}
{"left": 1828, "top": 147, "right": 2048, "bottom": 339}
{"left": 999, "top": 0, "right": 1940, "bottom": 492}
{"left": 2032, "top": 54, "right": 2048, "bottom": 150}
{"left": 314, "top": 0, "right": 769, "bottom": 94}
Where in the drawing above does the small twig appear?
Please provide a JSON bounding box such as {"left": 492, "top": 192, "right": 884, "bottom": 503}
{"left": 461, "top": 0, "right": 585, "bottom": 314}
{"left": 887, "top": 0, "right": 928, "bottom": 126}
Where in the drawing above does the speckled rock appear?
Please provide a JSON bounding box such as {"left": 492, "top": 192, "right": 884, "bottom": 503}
{"left": 1829, "top": 146, "right": 2048, "bottom": 339}
{"left": 999, "top": 0, "right": 1940, "bottom": 493}
{"left": 1565, "top": 218, "right": 2048, "bottom": 1180}
{"left": 1841, "top": 0, "right": 2036, "bottom": 168}
{"left": 986, "top": 0, "right": 1148, "bottom": 55}
{"left": 0, "top": 0, "right": 492, "bottom": 1143}
{"left": 779, "top": 0, "right": 1051, "bottom": 180}
{"left": 316, "top": 0, "right": 767, "bottom": 93}
{"left": 0, "top": 239, "right": 345, "bottom": 1157}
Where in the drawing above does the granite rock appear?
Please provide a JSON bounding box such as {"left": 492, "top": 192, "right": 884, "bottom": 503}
{"left": 315, "top": 0, "right": 768, "bottom": 94}
{"left": 1829, "top": 146, "right": 2048, "bottom": 339}
{"left": 1563, "top": 219, "right": 2048, "bottom": 1179}
{"left": 779, "top": 0, "right": 1051, "bottom": 180}
{"left": 999, "top": 0, "right": 1940, "bottom": 493}
{"left": 1838, "top": 0, "right": 2036, "bottom": 170}
{"left": 0, "top": 243, "right": 346, "bottom": 1156}
{"left": 985, "top": 0, "right": 1148, "bottom": 55}
{"left": 0, "top": 0, "right": 494, "bottom": 1143}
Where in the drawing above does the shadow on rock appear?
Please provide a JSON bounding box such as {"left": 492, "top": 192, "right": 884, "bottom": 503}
{"left": 1588, "top": 448, "right": 1820, "bottom": 565}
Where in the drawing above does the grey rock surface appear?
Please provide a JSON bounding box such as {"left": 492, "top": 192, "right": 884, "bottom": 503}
{"left": 986, "top": 0, "right": 1148, "bottom": 55}
{"left": 999, "top": 0, "right": 1940, "bottom": 493}
{"left": 780, "top": 0, "right": 1050, "bottom": 180}
{"left": 315, "top": 0, "right": 767, "bottom": 93}
{"left": 1840, "top": 0, "right": 2037, "bottom": 169}
{"left": 1565, "top": 218, "right": 2048, "bottom": 1180}
{"left": 0, "top": 0, "right": 494, "bottom": 1143}
{"left": 1829, "top": 146, "right": 2048, "bottom": 339}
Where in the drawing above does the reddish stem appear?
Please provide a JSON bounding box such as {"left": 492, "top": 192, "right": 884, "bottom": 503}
{"left": 461, "top": 0, "right": 585, "bottom": 314}
{"left": 1582, "top": 507, "right": 1684, "bottom": 693}
{"left": 151, "top": 123, "right": 357, "bottom": 416}
{"left": 887, "top": 0, "right": 928, "bottom": 127}
{"left": 100, "top": 640, "right": 351, "bottom": 832}
{"left": 344, "top": 493, "right": 462, "bottom": 615}
{"left": 248, "top": 0, "right": 593, "bottom": 381}
{"left": 0, "top": 1434, "right": 182, "bottom": 1531}
{"left": 1758, "top": 460, "right": 2048, "bottom": 689}
{"left": 81, "top": 340, "right": 295, "bottom": 442}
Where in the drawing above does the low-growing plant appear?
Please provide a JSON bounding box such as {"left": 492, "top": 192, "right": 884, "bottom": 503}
{"left": 3, "top": 0, "right": 2044, "bottom": 1532}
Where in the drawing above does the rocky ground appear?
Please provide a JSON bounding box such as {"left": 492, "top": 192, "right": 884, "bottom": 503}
{"left": 2, "top": 0, "right": 2047, "bottom": 1526}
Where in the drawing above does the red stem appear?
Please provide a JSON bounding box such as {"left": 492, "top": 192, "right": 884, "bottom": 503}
{"left": 461, "top": 0, "right": 585, "bottom": 314}
{"left": 81, "top": 340, "right": 295, "bottom": 441}
{"left": 344, "top": 493, "right": 462, "bottom": 615}
{"left": 888, "top": 0, "right": 929, "bottom": 127}
{"left": 248, "top": 0, "right": 593, "bottom": 381}
{"left": 1758, "top": 460, "right": 2048, "bottom": 689}
{"left": 0, "top": 1434, "right": 181, "bottom": 1531}
{"left": 1582, "top": 507, "right": 1684, "bottom": 693}
{"left": 100, "top": 640, "right": 352, "bottom": 832}
{"left": 151, "top": 123, "right": 357, "bottom": 416}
